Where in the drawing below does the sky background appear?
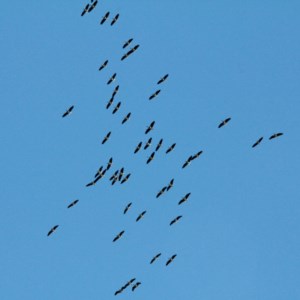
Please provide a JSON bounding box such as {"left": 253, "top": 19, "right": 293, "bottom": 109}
{"left": 1, "top": 1, "right": 300, "bottom": 299}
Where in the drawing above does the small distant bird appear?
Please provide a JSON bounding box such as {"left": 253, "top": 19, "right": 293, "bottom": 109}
{"left": 47, "top": 225, "right": 59, "bottom": 236}
{"left": 121, "top": 112, "right": 131, "bottom": 124}
{"left": 107, "top": 73, "right": 117, "bottom": 85}
{"left": 182, "top": 155, "right": 193, "bottom": 169}
{"left": 94, "top": 166, "right": 103, "bottom": 178}
{"left": 67, "top": 199, "right": 79, "bottom": 209}
{"left": 86, "top": 170, "right": 106, "bottom": 187}
{"left": 81, "top": 4, "right": 90, "bottom": 16}
{"left": 166, "top": 143, "right": 176, "bottom": 154}
{"left": 252, "top": 137, "right": 263, "bottom": 148}
{"left": 136, "top": 211, "right": 146, "bottom": 222}
{"left": 118, "top": 167, "right": 124, "bottom": 181}
{"left": 178, "top": 193, "right": 191, "bottom": 205}
{"left": 269, "top": 133, "right": 283, "bottom": 140}
{"left": 102, "top": 131, "right": 111, "bottom": 144}
{"left": 166, "top": 254, "right": 177, "bottom": 266}
{"left": 170, "top": 215, "right": 182, "bottom": 226}
{"left": 150, "top": 253, "right": 161, "bottom": 264}
{"left": 106, "top": 97, "right": 114, "bottom": 109}
{"left": 122, "top": 278, "right": 136, "bottom": 290}
{"left": 112, "top": 85, "right": 120, "bottom": 98}
{"left": 112, "top": 102, "right": 121, "bottom": 114}
{"left": 121, "top": 173, "right": 131, "bottom": 184}
{"left": 156, "top": 186, "right": 167, "bottom": 198}
{"left": 134, "top": 142, "right": 142, "bottom": 154}
{"left": 111, "top": 13, "right": 119, "bottom": 26}
{"left": 109, "top": 170, "right": 119, "bottom": 181}
{"left": 157, "top": 74, "right": 169, "bottom": 85}
{"left": 123, "top": 38, "right": 133, "bottom": 49}
{"left": 218, "top": 117, "right": 231, "bottom": 128}
{"left": 144, "top": 137, "right": 152, "bottom": 150}
{"left": 99, "top": 59, "right": 108, "bottom": 71}
{"left": 147, "top": 152, "right": 155, "bottom": 164}
{"left": 100, "top": 11, "right": 110, "bottom": 24}
{"left": 113, "top": 230, "right": 125, "bottom": 242}
{"left": 114, "top": 288, "right": 123, "bottom": 296}
{"left": 87, "top": 0, "right": 97, "bottom": 12}
{"left": 123, "top": 202, "right": 132, "bottom": 214}
{"left": 166, "top": 178, "right": 174, "bottom": 191}
{"left": 62, "top": 105, "right": 74, "bottom": 118}
{"left": 106, "top": 157, "right": 113, "bottom": 170}
{"left": 132, "top": 44, "right": 140, "bottom": 52}
{"left": 111, "top": 176, "right": 118, "bottom": 186}
{"left": 149, "top": 90, "right": 161, "bottom": 100}
{"left": 192, "top": 150, "right": 203, "bottom": 160}
{"left": 155, "top": 139, "right": 163, "bottom": 151}
{"left": 121, "top": 45, "right": 139, "bottom": 61}
{"left": 145, "top": 121, "right": 155, "bottom": 134}
{"left": 132, "top": 282, "right": 141, "bottom": 292}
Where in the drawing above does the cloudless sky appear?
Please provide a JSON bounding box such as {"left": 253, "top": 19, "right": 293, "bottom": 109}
{"left": 1, "top": 1, "right": 300, "bottom": 299}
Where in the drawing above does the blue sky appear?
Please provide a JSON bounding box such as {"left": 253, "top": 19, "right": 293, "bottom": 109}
{"left": 1, "top": 1, "right": 299, "bottom": 299}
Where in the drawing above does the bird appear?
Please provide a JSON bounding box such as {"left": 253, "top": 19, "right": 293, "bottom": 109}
{"left": 145, "top": 121, "right": 155, "bottom": 134}
{"left": 107, "top": 73, "right": 117, "bottom": 85}
{"left": 67, "top": 199, "right": 79, "bottom": 209}
{"left": 114, "top": 288, "right": 123, "bottom": 296}
{"left": 109, "top": 170, "right": 119, "bottom": 181}
{"left": 121, "top": 278, "right": 136, "bottom": 290}
{"left": 252, "top": 137, "right": 263, "bottom": 148}
{"left": 86, "top": 170, "right": 106, "bottom": 187}
{"left": 269, "top": 133, "right": 283, "bottom": 140}
{"left": 112, "top": 85, "right": 120, "bottom": 99}
{"left": 170, "top": 215, "right": 182, "bottom": 226}
{"left": 100, "top": 11, "right": 110, "bottom": 24}
{"left": 118, "top": 167, "right": 124, "bottom": 181}
{"left": 134, "top": 142, "right": 142, "bottom": 154}
{"left": 218, "top": 117, "right": 231, "bottom": 128}
{"left": 121, "top": 173, "right": 131, "bottom": 184}
{"left": 132, "top": 282, "right": 141, "bottom": 292}
{"left": 136, "top": 211, "right": 146, "bottom": 222}
{"left": 123, "top": 38, "right": 133, "bottom": 49}
{"left": 47, "top": 225, "right": 59, "bottom": 236}
{"left": 81, "top": 4, "right": 90, "bottom": 16}
{"left": 62, "top": 105, "right": 74, "bottom": 118}
{"left": 102, "top": 131, "right": 111, "bottom": 144}
{"left": 99, "top": 59, "right": 108, "bottom": 71}
{"left": 106, "top": 157, "right": 113, "bottom": 170}
{"left": 166, "top": 178, "right": 174, "bottom": 191}
{"left": 106, "top": 97, "right": 114, "bottom": 109}
{"left": 121, "top": 112, "right": 131, "bottom": 124}
{"left": 156, "top": 186, "right": 167, "bottom": 198}
{"left": 155, "top": 139, "right": 163, "bottom": 151}
{"left": 123, "top": 202, "right": 132, "bottom": 214}
{"left": 166, "top": 254, "right": 177, "bottom": 266}
{"left": 111, "top": 13, "right": 119, "bottom": 26}
{"left": 144, "top": 137, "right": 152, "bottom": 150}
{"left": 132, "top": 44, "right": 140, "bottom": 52}
{"left": 178, "top": 193, "right": 191, "bottom": 205}
{"left": 157, "top": 74, "right": 169, "bottom": 85}
{"left": 182, "top": 155, "right": 193, "bottom": 168}
{"left": 192, "top": 150, "right": 203, "bottom": 160}
{"left": 149, "top": 90, "right": 161, "bottom": 100}
{"left": 112, "top": 102, "right": 121, "bottom": 114}
{"left": 121, "top": 45, "right": 139, "bottom": 61}
{"left": 147, "top": 152, "right": 155, "bottom": 164}
{"left": 166, "top": 143, "right": 176, "bottom": 154}
{"left": 87, "top": 0, "right": 97, "bottom": 12}
{"left": 94, "top": 166, "right": 103, "bottom": 177}
{"left": 113, "top": 230, "right": 125, "bottom": 242}
{"left": 150, "top": 253, "right": 161, "bottom": 264}
{"left": 111, "top": 176, "right": 118, "bottom": 186}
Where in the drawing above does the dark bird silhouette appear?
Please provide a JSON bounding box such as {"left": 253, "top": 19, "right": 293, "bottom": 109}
{"left": 114, "top": 288, "right": 123, "bottom": 296}
{"left": 122, "top": 278, "right": 136, "bottom": 290}
{"left": 122, "top": 112, "right": 131, "bottom": 124}
{"left": 67, "top": 199, "right": 79, "bottom": 209}
{"left": 132, "top": 282, "right": 141, "bottom": 292}
{"left": 102, "top": 131, "right": 111, "bottom": 144}
{"left": 170, "top": 215, "right": 182, "bottom": 226}
{"left": 147, "top": 152, "right": 155, "bottom": 164}
{"left": 166, "top": 254, "right": 177, "bottom": 266}
{"left": 106, "top": 97, "right": 114, "bottom": 109}
{"left": 123, "top": 202, "right": 132, "bottom": 214}
{"left": 112, "top": 102, "right": 121, "bottom": 114}
{"left": 121, "top": 45, "right": 139, "bottom": 61}
{"left": 106, "top": 157, "right": 113, "bottom": 170}
{"left": 94, "top": 166, "right": 103, "bottom": 178}
{"left": 62, "top": 105, "right": 74, "bottom": 118}
{"left": 144, "top": 137, "right": 152, "bottom": 150}
{"left": 134, "top": 142, "right": 142, "bottom": 154}
{"left": 156, "top": 186, "right": 167, "bottom": 198}
{"left": 109, "top": 170, "right": 119, "bottom": 181}
{"left": 132, "top": 44, "right": 140, "bottom": 52}
{"left": 155, "top": 139, "right": 163, "bottom": 151}
{"left": 112, "top": 85, "right": 119, "bottom": 98}
{"left": 252, "top": 137, "right": 263, "bottom": 148}
{"left": 107, "top": 73, "right": 117, "bottom": 85}
{"left": 113, "top": 230, "right": 125, "bottom": 242}
{"left": 192, "top": 150, "right": 203, "bottom": 160}
{"left": 218, "top": 117, "right": 231, "bottom": 128}
{"left": 166, "top": 143, "right": 176, "bottom": 154}
{"left": 123, "top": 38, "right": 133, "bottom": 49}
{"left": 182, "top": 155, "right": 193, "bottom": 168}
{"left": 47, "top": 225, "right": 59, "bottom": 236}
{"left": 145, "top": 121, "right": 155, "bottom": 134}
{"left": 166, "top": 178, "right": 174, "bottom": 191}
{"left": 136, "top": 211, "right": 146, "bottom": 222}
{"left": 99, "top": 59, "right": 108, "bottom": 71}
{"left": 100, "top": 11, "right": 110, "bottom": 24}
{"left": 111, "top": 13, "right": 119, "bottom": 26}
{"left": 149, "top": 90, "right": 161, "bottom": 100}
{"left": 81, "top": 4, "right": 89, "bottom": 16}
{"left": 86, "top": 170, "right": 106, "bottom": 187}
{"left": 118, "top": 167, "right": 124, "bottom": 181}
{"left": 150, "top": 253, "right": 161, "bottom": 264}
{"left": 87, "top": 0, "right": 97, "bottom": 12}
{"left": 269, "top": 133, "right": 283, "bottom": 140}
{"left": 157, "top": 74, "right": 169, "bottom": 85}
{"left": 178, "top": 193, "right": 191, "bottom": 205}
{"left": 121, "top": 173, "right": 131, "bottom": 184}
{"left": 111, "top": 177, "right": 118, "bottom": 186}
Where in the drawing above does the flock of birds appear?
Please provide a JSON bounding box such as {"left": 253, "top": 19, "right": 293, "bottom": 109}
{"left": 47, "top": 0, "right": 284, "bottom": 296}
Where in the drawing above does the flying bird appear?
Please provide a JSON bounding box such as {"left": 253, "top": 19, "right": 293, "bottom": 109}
{"left": 136, "top": 211, "right": 146, "bottom": 222}
{"left": 182, "top": 155, "right": 193, "bottom": 169}
{"left": 178, "top": 193, "right": 191, "bottom": 205}
{"left": 166, "top": 178, "right": 174, "bottom": 191}
{"left": 106, "top": 157, "right": 113, "bottom": 170}
{"left": 170, "top": 215, "right": 182, "bottom": 226}
{"left": 112, "top": 85, "right": 119, "bottom": 98}
{"left": 87, "top": 0, "right": 97, "bottom": 12}
{"left": 252, "top": 137, "right": 263, "bottom": 148}
{"left": 146, "top": 152, "right": 155, "bottom": 164}
{"left": 114, "top": 288, "right": 123, "bottom": 296}
{"left": 155, "top": 139, "right": 163, "bottom": 151}
{"left": 121, "top": 173, "right": 131, "bottom": 184}
{"left": 123, "top": 38, "right": 133, "bottom": 49}
{"left": 192, "top": 150, "right": 203, "bottom": 160}
{"left": 107, "top": 73, "right": 117, "bottom": 85}
{"left": 132, "top": 44, "right": 140, "bottom": 52}
{"left": 121, "top": 45, "right": 139, "bottom": 61}
{"left": 62, "top": 105, "right": 74, "bottom": 118}
{"left": 121, "top": 112, "right": 131, "bottom": 124}
{"left": 100, "top": 11, "right": 110, "bottom": 24}
{"left": 122, "top": 278, "right": 136, "bottom": 290}
{"left": 157, "top": 74, "right": 169, "bottom": 85}
{"left": 113, "top": 230, "right": 125, "bottom": 242}
{"left": 86, "top": 170, "right": 106, "bottom": 187}
{"left": 123, "top": 202, "right": 132, "bottom": 214}
{"left": 144, "top": 137, "right": 152, "bottom": 150}
{"left": 150, "top": 253, "right": 161, "bottom": 264}
{"left": 99, "top": 59, "right": 108, "bottom": 71}
{"left": 47, "top": 225, "right": 59, "bottom": 236}
{"left": 166, "top": 254, "right": 177, "bottom": 266}
{"left": 166, "top": 143, "right": 176, "bottom": 154}
{"left": 134, "top": 142, "right": 142, "bottom": 154}
{"left": 94, "top": 166, "right": 103, "bottom": 178}
{"left": 111, "top": 13, "right": 119, "bottom": 26}
{"left": 156, "top": 186, "right": 167, "bottom": 198}
{"left": 118, "top": 167, "right": 124, "bottom": 181}
{"left": 149, "top": 90, "right": 161, "bottom": 100}
{"left": 218, "top": 117, "right": 231, "bottom": 128}
{"left": 81, "top": 4, "right": 90, "bottom": 16}
{"left": 106, "top": 97, "right": 114, "bottom": 109}
{"left": 132, "top": 282, "right": 141, "bottom": 292}
{"left": 145, "top": 121, "right": 155, "bottom": 134}
{"left": 67, "top": 199, "right": 79, "bottom": 209}
{"left": 112, "top": 102, "right": 121, "bottom": 114}
{"left": 269, "top": 133, "right": 283, "bottom": 140}
{"left": 109, "top": 170, "right": 119, "bottom": 181}
{"left": 102, "top": 131, "right": 111, "bottom": 144}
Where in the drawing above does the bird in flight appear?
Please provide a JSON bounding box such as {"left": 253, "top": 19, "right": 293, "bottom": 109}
{"left": 112, "top": 102, "right": 121, "bottom": 114}
{"left": 109, "top": 170, "right": 119, "bottom": 181}
{"left": 86, "top": 170, "right": 106, "bottom": 187}
{"left": 118, "top": 167, "right": 124, "bottom": 181}
{"left": 150, "top": 253, "right": 161, "bottom": 264}
{"left": 149, "top": 90, "right": 161, "bottom": 100}
{"left": 157, "top": 74, "right": 169, "bottom": 85}
{"left": 170, "top": 215, "right": 182, "bottom": 226}
{"left": 147, "top": 152, "right": 155, "bottom": 164}
{"left": 252, "top": 137, "right": 263, "bottom": 148}
{"left": 269, "top": 133, "right": 283, "bottom": 140}
{"left": 166, "top": 143, "right": 176, "bottom": 154}
{"left": 87, "top": 0, "right": 98, "bottom": 13}
{"left": 166, "top": 178, "right": 174, "bottom": 191}
{"left": 166, "top": 254, "right": 177, "bottom": 266}
{"left": 178, "top": 193, "right": 191, "bottom": 205}
{"left": 94, "top": 166, "right": 103, "bottom": 178}
{"left": 111, "top": 13, "right": 119, "bottom": 26}
{"left": 121, "top": 173, "right": 131, "bottom": 184}
{"left": 192, "top": 150, "right": 203, "bottom": 160}
{"left": 106, "top": 157, "right": 113, "bottom": 171}
{"left": 67, "top": 199, "right": 79, "bottom": 209}
{"left": 112, "top": 85, "right": 119, "bottom": 98}
{"left": 145, "top": 121, "right": 155, "bottom": 134}
{"left": 123, "top": 38, "right": 133, "bottom": 49}
{"left": 121, "top": 112, "right": 131, "bottom": 124}
{"left": 47, "top": 225, "right": 59, "bottom": 236}
{"left": 81, "top": 4, "right": 90, "bottom": 16}
{"left": 136, "top": 211, "right": 146, "bottom": 222}
{"left": 144, "top": 137, "right": 152, "bottom": 150}
{"left": 134, "top": 142, "right": 142, "bottom": 154}
{"left": 102, "top": 131, "right": 111, "bottom": 144}
{"left": 107, "top": 73, "right": 117, "bottom": 85}
{"left": 156, "top": 186, "right": 167, "bottom": 198}
{"left": 120, "top": 278, "right": 136, "bottom": 292}
{"left": 99, "top": 59, "right": 108, "bottom": 71}
{"left": 182, "top": 155, "right": 193, "bottom": 169}
{"left": 106, "top": 97, "right": 114, "bottom": 109}
{"left": 121, "top": 44, "right": 140, "bottom": 61}
{"left": 113, "top": 230, "right": 125, "bottom": 242}
{"left": 218, "top": 117, "right": 231, "bottom": 128}
{"left": 62, "top": 105, "right": 74, "bottom": 118}
{"left": 123, "top": 202, "right": 132, "bottom": 214}
{"left": 132, "top": 282, "right": 141, "bottom": 292}
{"left": 100, "top": 12, "right": 110, "bottom": 25}
{"left": 155, "top": 139, "right": 163, "bottom": 151}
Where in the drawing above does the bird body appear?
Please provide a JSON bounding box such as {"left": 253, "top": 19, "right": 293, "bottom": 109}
{"left": 150, "top": 253, "right": 162, "bottom": 264}
{"left": 136, "top": 210, "right": 146, "bottom": 222}
{"left": 113, "top": 230, "right": 125, "bottom": 242}
{"left": 132, "top": 282, "right": 141, "bottom": 291}
{"left": 100, "top": 12, "right": 110, "bottom": 24}
{"left": 252, "top": 137, "right": 263, "bottom": 148}
{"left": 112, "top": 102, "right": 121, "bottom": 114}
{"left": 166, "top": 143, "right": 176, "bottom": 154}
{"left": 107, "top": 73, "right": 117, "bottom": 85}
{"left": 134, "top": 142, "right": 142, "bottom": 153}
{"left": 170, "top": 215, "right": 182, "bottom": 226}
{"left": 157, "top": 74, "right": 169, "bottom": 85}
{"left": 155, "top": 139, "right": 163, "bottom": 151}
{"left": 144, "top": 137, "right": 152, "bottom": 150}
{"left": 145, "top": 121, "right": 155, "bottom": 134}
{"left": 149, "top": 90, "right": 161, "bottom": 100}
{"left": 99, "top": 59, "right": 108, "bottom": 71}
{"left": 166, "top": 254, "right": 177, "bottom": 266}
{"left": 47, "top": 225, "right": 59, "bottom": 236}
{"left": 122, "top": 112, "right": 131, "bottom": 124}
{"left": 123, "top": 38, "right": 133, "bottom": 49}
{"left": 81, "top": 4, "right": 89, "bottom": 16}
{"left": 62, "top": 105, "right": 74, "bottom": 118}
{"left": 102, "top": 131, "right": 111, "bottom": 144}
{"left": 178, "top": 193, "right": 191, "bottom": 205}
{"left": 111, "top": 13, "right": 119, "bottom": 26}
{"left": 123, "top": 202, "right": 132, "bottom": 214}
{"left": 147, "top": 152, "right": 155, "bottom": 164}
{"left": 67, "top": 199, "right": 79, "bottom": 209}
{"left": 121, "top": 173, "right": 131, "bottom": 184}
{"left": 218, "top": 117, "right": 231, "bottom": 128}
{"left": 269, "top": 133, "right": 283, "bottom": 140}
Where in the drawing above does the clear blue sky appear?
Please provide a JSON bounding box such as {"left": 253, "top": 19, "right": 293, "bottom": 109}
{"left": 1, "top": 1, "right": 299, "bottom": 299}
